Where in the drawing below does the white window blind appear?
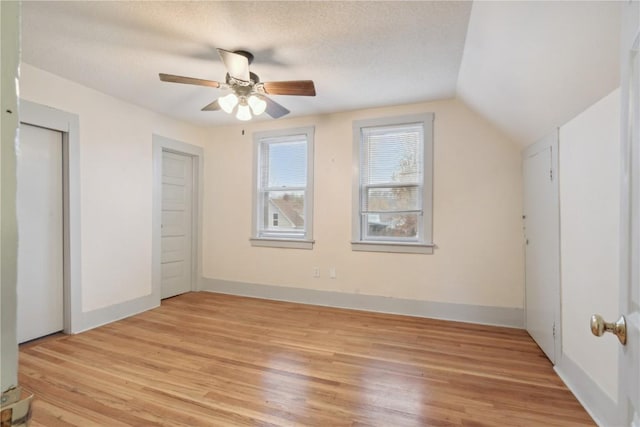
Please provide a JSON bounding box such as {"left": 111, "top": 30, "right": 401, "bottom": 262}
{"left": 360, "top": 123, "right": 424, "bottom": 241}
{"left": 352, "top": 113, "right": 434, "bottom": 253}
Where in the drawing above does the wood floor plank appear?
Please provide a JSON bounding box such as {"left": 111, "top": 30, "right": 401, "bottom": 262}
{"left": 19, "top": 292, "right": 594, "bottom": 426}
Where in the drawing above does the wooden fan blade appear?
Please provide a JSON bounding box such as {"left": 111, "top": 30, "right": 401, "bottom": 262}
{"left": 201, "top": 100, "right": 221, "bottom": 111}
{"left": 261, "top": 95, "right": 290, "bottom": 119}
{"left": 159, "top": 73, "right": 220, "bottom": 88}
{"left": 217, "top": 49, "right": 250, "bottom": 82}
{"left": 263, "top": 80, "right": 316, "bottom": 96}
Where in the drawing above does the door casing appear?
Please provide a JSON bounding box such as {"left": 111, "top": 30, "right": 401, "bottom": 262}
{"left": 19, "top": 100, "right": 81, "bottom": 334}
{"left": 152, "top": 135, "right": 203, "bottom": 302}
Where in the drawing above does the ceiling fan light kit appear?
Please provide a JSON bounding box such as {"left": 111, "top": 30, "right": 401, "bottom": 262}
{"left": 236, "top": 103, "right": 252, "bottom": 121}
{"left": 248, "top": 95, "right": 267, "bottom": 115}
{"left": 218, "top": 93, "right": 238, "bottom": 113}
{"left": 159, "top": 48, "right": 316, "bottom": 121}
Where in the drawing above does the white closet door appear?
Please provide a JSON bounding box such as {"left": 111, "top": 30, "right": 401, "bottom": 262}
{"left": 618, "top": 2, "right": 640, "bottom": 423}
{"left": 161, "top": 151, "right": 193, "bottom": 299}
{"left": 17, "top": 123, "right": 64, "bottom": 343}
{"left": 523, "top": 133, "right": 560, "bottom": 364}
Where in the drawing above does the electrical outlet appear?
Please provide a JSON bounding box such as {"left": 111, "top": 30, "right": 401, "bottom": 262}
{"left": 313, "top": 267, "right": 320, "bottom": 278}
{"left": 329, "top": 267, "right": 336, "bottom": 279}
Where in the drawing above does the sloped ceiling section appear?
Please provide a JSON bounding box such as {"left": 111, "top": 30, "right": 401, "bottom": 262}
{"left": 457, "top": 1, "right": 621, "bottom": 147}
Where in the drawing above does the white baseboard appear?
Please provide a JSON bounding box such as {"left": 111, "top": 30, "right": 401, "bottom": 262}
{"left": 200, "top": 278, "right": 524, "bottom": 328}
{"left": 72, "top": 293, "right": 158, "bottom": 334}
{"left": 555, "top": 355, "right": 622, "bottom": 427}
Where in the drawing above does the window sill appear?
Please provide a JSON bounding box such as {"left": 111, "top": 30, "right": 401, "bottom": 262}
{"left": 351, "top": 241, "right": 435, "bottom": 254}
{"left": 250, "top": 238, "right": 314, "bottom": 250}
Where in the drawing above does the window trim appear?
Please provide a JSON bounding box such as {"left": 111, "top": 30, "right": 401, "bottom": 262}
{"left": 251, "top": 126, "right": 315, "bottom": 249}
{"left": 351, "top": 113, "right": 434, "bottom": 254}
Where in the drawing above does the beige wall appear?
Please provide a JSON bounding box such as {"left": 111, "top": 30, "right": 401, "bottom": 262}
{"left": 16, "top": 64, "right": 525, "bottom": 321}
{"left": 559, "top": 88, "right": 621, "bottom": 402}
{"left": 19, "top": 64, "right": 207, "bottom": 312}
{"left": 203, "top": 98, "right": 524, "bottom": 308}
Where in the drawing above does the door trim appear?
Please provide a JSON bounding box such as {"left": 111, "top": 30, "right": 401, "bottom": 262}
{"left": 522, "top": 129, "right": 562, "bottom": 364}
{"left": 152, "top": 135, "right": 203, "bottom": 301}
{"left": 19, "top": 99, "right": 81, "bottom": 334}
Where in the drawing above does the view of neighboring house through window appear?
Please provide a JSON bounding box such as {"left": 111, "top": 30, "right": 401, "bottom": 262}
{"left": 252, "top": 126, "right": 315, "bottom": 249}
{"left": 352, "top": 113, "right": 434, "bottom": 254}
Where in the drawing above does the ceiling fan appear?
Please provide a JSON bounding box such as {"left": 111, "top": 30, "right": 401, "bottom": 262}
{"left": 159, "top": 48, "right": 316, "bottom": 121}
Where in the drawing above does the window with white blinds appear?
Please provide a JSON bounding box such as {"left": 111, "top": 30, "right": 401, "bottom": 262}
{"left": 251, "top": 126, "right": 315, "bottom": 249}
{"left": 352, "top": 114, "right": 434, "bottom": 253}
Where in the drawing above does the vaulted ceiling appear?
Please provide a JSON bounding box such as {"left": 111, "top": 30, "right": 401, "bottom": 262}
{"left": 458, "top": 1, "right": 620, "bottom": 145}
{"left": 21, "top": 1, "right": 620, "bottom": 147}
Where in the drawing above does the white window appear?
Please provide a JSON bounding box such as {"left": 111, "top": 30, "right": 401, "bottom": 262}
{"left": 251, "top": 126, "right": 314, "bottom": 249}
{"left": 352, "top": 113, "right": 434, "bottom": 254}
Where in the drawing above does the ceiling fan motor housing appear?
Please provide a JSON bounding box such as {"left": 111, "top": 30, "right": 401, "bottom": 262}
{"left": 226, "top": 72, "right": 261, "bottom": 96}
{"left": 233, "top": 50, "right": 254, "bottom": 64}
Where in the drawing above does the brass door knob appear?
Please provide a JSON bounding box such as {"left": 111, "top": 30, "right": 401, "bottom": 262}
{"left": 590, "top": 314, "right": 627, "bottom": 345}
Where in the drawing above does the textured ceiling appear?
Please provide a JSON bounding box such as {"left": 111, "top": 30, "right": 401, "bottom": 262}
{"left": 21, "top": 1, "right": 472, "bottom": 126}
{"left": 20, "top": 1, "right": 621, "bottom": 145}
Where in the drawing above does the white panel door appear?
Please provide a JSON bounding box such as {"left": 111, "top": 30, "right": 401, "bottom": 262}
{"left": 161, "top": 151, "right": 193, "bottom": 299}
{"left": 619, "top": 2, "right": 639, "bottom": 425}
{"left": 16, "top": 123, "right": 64, "bottom": 343}
{"left": 523, "top": 133, "right": 560, "bottom": 363}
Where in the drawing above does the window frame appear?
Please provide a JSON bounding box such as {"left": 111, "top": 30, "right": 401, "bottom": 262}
{"left": 251, "top": 126, "right": 315, "bottom": 249}
{"left": 351, "top": 113, "right": 435, "bottom": 254}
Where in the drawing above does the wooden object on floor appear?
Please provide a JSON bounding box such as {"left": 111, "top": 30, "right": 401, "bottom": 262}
{"left": 19, "top": 292, "right": 594, "bottom": 426}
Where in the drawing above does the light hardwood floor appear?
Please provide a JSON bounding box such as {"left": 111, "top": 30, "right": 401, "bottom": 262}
{"left": 19, "top": 292, "right": 594, "bottom": 426}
